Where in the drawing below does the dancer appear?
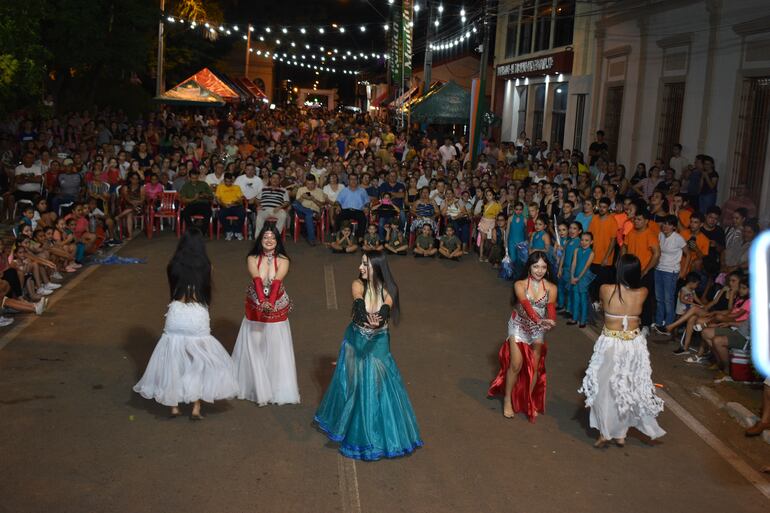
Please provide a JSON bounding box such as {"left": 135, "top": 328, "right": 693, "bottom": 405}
{"left": 579, "top": 254, "right": 666, "bottom": 447}
{"left": 133, "top": 229, "right": 238, "bottom": 419}
{"left": 314, "top": 251, "right": 422, "bottom": 460}
{"left": 232, "top": 223, "right": 300, "bottom": 405}
{"left": 488, "top": 250, "right": 557, "bottom": 422}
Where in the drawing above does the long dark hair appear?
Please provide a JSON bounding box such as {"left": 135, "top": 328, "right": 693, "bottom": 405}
{"left": 167, "top": 228, "right": 212, "bottom": 305}
{"left": 611, "top": 253, "right": 642, "bottom": 303}
{"left": 249, "top": 222, "right": 290, "bottom": 260}
{"left": 512, "top": 250, "right": 553, "bottom": 306}
{"left": 361, "top": 251, "right": 400, "bottom": 325}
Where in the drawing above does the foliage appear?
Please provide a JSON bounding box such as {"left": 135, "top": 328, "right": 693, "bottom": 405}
{"left": 0, "top": 0, "right": 49, "bottom": 116}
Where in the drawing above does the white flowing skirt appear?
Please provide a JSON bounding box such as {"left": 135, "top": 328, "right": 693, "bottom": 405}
{"left": 579, "top": 332, "right": 666, "bottom": 440}
{"left": 133, "top": 332, "right": 239, "bottom": 407}
{"left": 232, "top": 318, "right": 300, "bottom": 405}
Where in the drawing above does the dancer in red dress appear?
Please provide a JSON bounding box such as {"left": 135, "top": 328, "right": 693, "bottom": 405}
{"left": 488, "top": 250, "right": 557, "bottom": 421}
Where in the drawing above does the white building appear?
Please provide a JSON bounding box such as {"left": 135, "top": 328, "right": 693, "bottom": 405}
{"left": 493, "top": 0, "right": 770, "bottom": 223}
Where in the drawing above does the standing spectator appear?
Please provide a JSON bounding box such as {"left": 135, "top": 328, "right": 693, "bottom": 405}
{"left": 588, "top": 197, "right": 617, "bottom": 302}
{"left": 292, "top": 174, "right": 327, "bottom": 246}
{"left": 687, "top": 157, "right": 704, "bottom": 210}
{"left": 438, "top": 138, "right": 457, "bottom": 168}
{"left": 575, "top": 198, "right": 594, "bottom": 232}
{"left": 722, "top": 207, "right": 747, "bottom": 271}
{"left": 701, "top": 206, "right": 725, "bottom": 278}
{"left": 622, "top": 208, "right": 661, "bottom": 329}
{"left": 632, "top": 166, "right": 663, "bottom": 201}
{"left": 588, "top": 130, "right": 608, "bottom": 166}
{"left": 669, "top": 143, "right": 689, "bottom": 176}
{"left": 179, "top": 169, "right": 214, "bottom": 233}
{"left": 653, "top": 215, "right": 687, "bottom": 333}
{"left": 255, "top": 173, "right": 290, "bottom": 235}
{"left": 699, "top": 155, "right": 719, "bottom": 212}
{"left": 336, "top": 174, "right": 369, "bottom": 240}
{"left": 215, "top": 173, "right": 246, "bottom": 241}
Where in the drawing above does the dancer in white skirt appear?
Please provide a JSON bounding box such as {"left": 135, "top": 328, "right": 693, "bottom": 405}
{"left": 134, "top": 229, "right": 239, "bottom": 419}
{"left": 232, "top": 222, "right": 300, "bottom": 405}
{"left": 579, "top": 254, "right": 666, "bottom": 447}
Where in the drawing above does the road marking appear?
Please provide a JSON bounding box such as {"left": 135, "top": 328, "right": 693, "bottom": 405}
{"left": 324, "top": 264, "right": 338, "bottom": 310}
{"left": 0, "top": 257, "right": 107, "bottom": 352}
{"left": 337, "top": 453, "right": 362, "bottom": 513}
{"left": 324, "top": 263, "right": 361, "bottom": 513}
{"left": 579, "top": 325, "right": 770, "bottom": 500}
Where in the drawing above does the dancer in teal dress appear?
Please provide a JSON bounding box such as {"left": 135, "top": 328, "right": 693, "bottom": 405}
{"left": 569, "top": 232, "right": 596, "bottom": 328}
{"left": 557, "top": 222, "right": 582, "bottom": 314}
{"left": 314, "top": 251, "right": 422, "bottom": 461}
{"left": 506, "top": 203, "right": 529, "bottom": 279}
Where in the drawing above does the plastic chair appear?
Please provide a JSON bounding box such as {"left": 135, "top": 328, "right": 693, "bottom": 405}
{"left": 265, "top": 216, "right": 288, "bottom": 242}
{"left": 293, "top": 208, "right": 326, "bottom": 243}
{"left": 147, "top": 191, "right": 180, "bottom": 238}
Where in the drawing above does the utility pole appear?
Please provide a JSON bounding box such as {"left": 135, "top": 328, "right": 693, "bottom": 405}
{"left": 422, "top": 1, "right": 434, "bottom": 95}
{"left": 245, "top": 24, "right": 252, "bottom": 78}
{"left": 472, "top": 0, "right": 494, "bottom": 166}
{"left": 156, "top": 0, "right": 166, "bottom": 96}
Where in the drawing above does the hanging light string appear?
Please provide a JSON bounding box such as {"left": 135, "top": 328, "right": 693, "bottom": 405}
{"left": 252, "top": 50, "right": 362, "bottom": 75}
{"left": 163, "top": 15, "right": 387, "bottom": 61}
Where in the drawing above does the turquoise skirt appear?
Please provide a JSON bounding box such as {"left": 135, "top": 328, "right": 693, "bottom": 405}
{"left": 314, "top": 323, "right": 423, "bottom": 461}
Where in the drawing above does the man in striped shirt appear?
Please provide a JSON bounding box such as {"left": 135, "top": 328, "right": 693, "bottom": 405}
{"left": 255, "top": 172, "right": 290, "bottom": 236}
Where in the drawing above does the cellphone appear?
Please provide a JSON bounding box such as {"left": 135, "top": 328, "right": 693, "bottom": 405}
{"left": 750, "top": 230, "right": 770, "bottom": 378}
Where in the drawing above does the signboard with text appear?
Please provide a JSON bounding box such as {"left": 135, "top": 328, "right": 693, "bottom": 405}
{"left": 496, "top": 50, "right": 574, "bottom": 79}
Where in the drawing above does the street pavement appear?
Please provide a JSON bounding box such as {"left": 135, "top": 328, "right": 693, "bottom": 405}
{"left": 0, "top": 234, "right": 768, "bottom": 513}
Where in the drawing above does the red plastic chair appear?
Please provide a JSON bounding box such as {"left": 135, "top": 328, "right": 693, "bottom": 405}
{"left": 293, "top": 208, "right": 326, "bottom": 243}
{"left": 216, "top": 208, "right": 249, "bottom": 240}
{"left": 147, "top": 191, "right": 180, "bottom": 239}
{"left": 180, "top": 201, "right": 215, "bottom": 239}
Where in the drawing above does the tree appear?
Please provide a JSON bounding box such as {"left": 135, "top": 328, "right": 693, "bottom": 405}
{"left": 0, "top": 1, "right": 48, "bottom": 116}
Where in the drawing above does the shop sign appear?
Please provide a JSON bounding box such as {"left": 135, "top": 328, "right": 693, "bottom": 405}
{"left": 496, "top": 50, "right": 573, "bottom": 78}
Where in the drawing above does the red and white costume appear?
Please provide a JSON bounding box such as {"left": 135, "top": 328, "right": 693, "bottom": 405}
{"left": 488, "top": 283, "right": 556, "bottom": 422}
{"left": 232, "top": 254, "right": 300, "bottom": 405}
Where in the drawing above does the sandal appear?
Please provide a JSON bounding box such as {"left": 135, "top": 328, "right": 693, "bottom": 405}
{"left": 685, "top": 356, "right": 705, "bottom": 364}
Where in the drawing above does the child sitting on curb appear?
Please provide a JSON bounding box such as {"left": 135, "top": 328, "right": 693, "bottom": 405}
{"left": 330, "top": 223, "right": 359, "bottom": 253}
{"left": 363, "top": 224, "right": 383, "bottom": 251}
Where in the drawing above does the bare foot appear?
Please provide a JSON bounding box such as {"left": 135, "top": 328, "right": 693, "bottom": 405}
{"left": 170, "top": 406, "right": 182, "bottom": 417}
{"left": 503, "top": 399, "right": 514, "bottom": 418}
{"left": 614, "top": 438, "right": 625, "bottom": 447}
{"left": 594, "top": 437, "right": 610, "bottom": 448}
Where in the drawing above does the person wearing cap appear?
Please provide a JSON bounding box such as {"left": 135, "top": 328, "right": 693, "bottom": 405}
{"left": 179, "top": 168, "right": 213, "bottom": 233}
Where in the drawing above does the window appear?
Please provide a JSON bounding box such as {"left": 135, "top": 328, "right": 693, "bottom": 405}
{"left": 533, "top": 84, "right": 546, "bottom": 141}
{"left": 730, "top": 77, "right": 770, "bottom": 206}
{"left": 603, "top": 86, "right": 624, "bottom": 162}
{"left": 505, "top": 1, "right": 574, "bottom": 58}
{"left": 573, "top": 93, "right": 586, "bottom": 151}
{"left": 517, "top": 86, "right": 528, "bottom": 136}
{"left": 518, "top": 1, "right": 535, "bottom": 56}
{"left": 656, "top": 82, "right": 685, "bottom": 164}
{"left": 533, "top": 2, "right": 553, "bottom": 53}
{"left": 505, "top": 12, "right": 519, "bottom": 59}
{"left": 550, "top": 83, "right": 569, "bottom": 147}
{"left": 554, "top": 1, "right": 575, "bottom": 48}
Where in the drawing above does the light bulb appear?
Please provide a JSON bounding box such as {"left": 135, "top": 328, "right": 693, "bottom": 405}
{"left": 460, "top": 8, "right": 466, "bottom": 16}
{"left": 300, "top": 28, "right": 306, "bottom": 34}
{"left": 414, "top": 4, "right": 420, "bottom": 12}
{"left": 438, "top": 4, "right": 444, "bottom": 13}
{"left": 384, "top": 24, "right": 389, "bottom": 31}
{"left": 360, "top": 26, "right": 366, "bottom": 32}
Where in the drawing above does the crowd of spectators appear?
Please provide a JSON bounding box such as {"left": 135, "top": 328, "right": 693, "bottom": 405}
{"left": 0, "top": 105, "right": 764, "bottom": 401}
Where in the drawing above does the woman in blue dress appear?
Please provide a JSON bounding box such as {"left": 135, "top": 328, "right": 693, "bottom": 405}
{"left": 507, "top": 201, "right": 528, "bottom": 265}
{"left": 569, "top": 232, "right": 596, "bottom": 328}
{"left": 315, "top": 251, "right": 422, "bottom": 461}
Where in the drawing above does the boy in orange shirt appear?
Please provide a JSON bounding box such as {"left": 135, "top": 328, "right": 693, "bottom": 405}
{"left": 678, "top": 212, "right": 709, "bottom": 279}
{"left": 588, "top": 197, "right": 617, "bottom": 302}
{"left": 623, "top": 207, "right": 661, "bottom": 327}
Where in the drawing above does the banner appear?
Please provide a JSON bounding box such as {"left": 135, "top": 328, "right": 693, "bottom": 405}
{"left": 391, "top": 0, "right": 413, "bottom": 86}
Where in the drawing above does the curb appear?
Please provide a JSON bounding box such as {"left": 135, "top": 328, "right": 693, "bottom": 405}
{"left": 725, "top": 401, "right": 761, "bottom": 428}
{"left": 695, "top": 385, "right": 726, "bottom": 409}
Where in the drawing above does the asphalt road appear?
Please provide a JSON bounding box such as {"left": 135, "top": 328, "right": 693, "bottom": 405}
{"left": 0, "top": 234, "right": 768, "bottom": 513}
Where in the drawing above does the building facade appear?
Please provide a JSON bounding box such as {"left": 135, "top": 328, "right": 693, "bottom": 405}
{"left": 589, "top": 0, "right": 770, "bottom": 223}
{"left": 493, "top": 0, "right": 770, "bottom": 223}
{"left": 492, "top": 0, "right": 594, "bottom": 151}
